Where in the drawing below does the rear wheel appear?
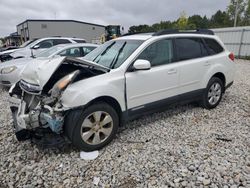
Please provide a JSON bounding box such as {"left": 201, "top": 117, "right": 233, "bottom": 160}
{"left": 201, "top": 77, "right": 224, "bottom": 109}
{"left": 64, "top": 102, "right": 119, "bottom": 151}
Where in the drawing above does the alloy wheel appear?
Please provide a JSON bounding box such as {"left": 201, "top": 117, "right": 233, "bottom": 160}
{"left": 208, "top": 82, "right": 222, "bottom": 105}
{"left": 81, "top": 111, "right": 113, "bottom": 145}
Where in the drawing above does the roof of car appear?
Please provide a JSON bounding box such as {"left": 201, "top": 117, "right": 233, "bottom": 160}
{"left": 35, "top": 37, "right": 86, "bottom": 41}
{"left": 55, "top": 43, "right": 99, "bottom": 49}
{"left": 118, "top": 29, "right": 216, "bottom": 41}
{"left": 116, "top": 34, "right": 153, "bottom": 41}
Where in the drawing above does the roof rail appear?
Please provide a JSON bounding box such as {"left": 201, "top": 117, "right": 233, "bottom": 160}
{"left": 122, "top": 32, "right": 153, "bottom": 36}
{"left": 153, "top": 29, "right": 214, "bottom": 36}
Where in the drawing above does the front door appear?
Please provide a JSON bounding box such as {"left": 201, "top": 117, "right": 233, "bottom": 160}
{"left": 125, "top": 39, "right": 179, "bottom": 117}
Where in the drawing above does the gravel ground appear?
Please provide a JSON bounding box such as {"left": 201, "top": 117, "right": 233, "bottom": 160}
{"left": 0, "top": 60, "right": 249, "bottom": 188}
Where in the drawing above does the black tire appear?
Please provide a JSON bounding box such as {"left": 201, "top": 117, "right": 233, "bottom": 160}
{"left": 64, "top": 102, "right": 119, "bottom": 151}
{"left": 201, "top": 77, "right": 224, "bottom": 109}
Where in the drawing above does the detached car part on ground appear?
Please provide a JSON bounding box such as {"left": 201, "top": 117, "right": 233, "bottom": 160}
{"left": 9, "top": 30, "right": 236, "bottom": 151}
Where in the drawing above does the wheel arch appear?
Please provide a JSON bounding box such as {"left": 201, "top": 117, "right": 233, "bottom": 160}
{"left": 85, "top": 96, "right": 124, "bottom": 126}
{"left": 211, "top": 72, "right": 226, "bottom": 91}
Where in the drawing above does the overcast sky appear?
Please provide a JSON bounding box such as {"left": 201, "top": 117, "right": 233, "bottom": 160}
{"left": 0, "top": 0, "right": 230, "bottom": 37}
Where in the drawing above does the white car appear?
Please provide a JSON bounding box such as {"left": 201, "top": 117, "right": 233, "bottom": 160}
{"left": 0, "top": 37, "right": 86, "bottom": 62}
{"left": 0, "top": 43, "right": 97, "bottom": 86}
{"left": 0, "top": 40, "right": 36, "bottom": 62}
{"left": 9, "top": 29, "right": 236, "bottom": 151}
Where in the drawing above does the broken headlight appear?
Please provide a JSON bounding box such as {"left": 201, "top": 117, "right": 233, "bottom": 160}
{"left": 1, "top": 66, "right": 17, "bottom": 74}
{"left": 50, "top": 70, "right": 80, "bottom": 98}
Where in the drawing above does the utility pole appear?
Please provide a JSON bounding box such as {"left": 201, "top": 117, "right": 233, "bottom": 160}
{"left": 234, "top": 0, "right": 239, "bottom": 27}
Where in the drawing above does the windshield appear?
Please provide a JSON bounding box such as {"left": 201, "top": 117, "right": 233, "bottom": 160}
{"left": 20, "top": 39, "right": 38, "bottom": 48}
{"left": 35, "top": 45, "right": 65, "bottom": 58}
{"left": 83, "top": 40, "right": 143, "bottom": 69}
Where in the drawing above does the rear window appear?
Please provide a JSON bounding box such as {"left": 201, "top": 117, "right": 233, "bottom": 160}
{"left": 175, "top": 38, "right": 207, "bottom": 61}
{"left": 204, "top": 38, "right": 224, "bottom": 55}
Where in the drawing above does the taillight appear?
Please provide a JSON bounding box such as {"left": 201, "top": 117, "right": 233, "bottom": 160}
{"left": 229, "top": 53, "right": 235, "bottom": 61}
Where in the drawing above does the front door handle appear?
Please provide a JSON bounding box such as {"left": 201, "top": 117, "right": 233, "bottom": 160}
{"left": 167, "top": 69, "right": 177, "bottom": 74}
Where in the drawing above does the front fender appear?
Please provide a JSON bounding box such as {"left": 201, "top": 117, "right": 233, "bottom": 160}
{"left": 60, "top": 75, "right": 126, "bottom": 111}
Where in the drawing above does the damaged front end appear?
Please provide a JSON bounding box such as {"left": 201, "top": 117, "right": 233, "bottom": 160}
{"left": 9, "top": 57, "right": 108, "bottom": 148}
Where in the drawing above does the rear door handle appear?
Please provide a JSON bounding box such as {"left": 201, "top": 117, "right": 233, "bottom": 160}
{"left": 167, "top": 69, "right": 177, "bottom": 74}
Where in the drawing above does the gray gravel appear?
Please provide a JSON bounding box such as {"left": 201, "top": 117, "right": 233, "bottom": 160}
{"left": 0, "top": 60, "right": 250, "bottom": 188}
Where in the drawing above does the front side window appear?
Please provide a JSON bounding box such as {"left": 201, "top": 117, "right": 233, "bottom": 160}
{"left": 82, "top": 47, "right": 96, "bottom": 56}
{"left": 37, "top": 39, "right": 53, "bottom": 48}
{"left": 175, "top": 38, "right": 206, "bottom": 61}
{"left": 137, "top": 39, "right": 173, "bottom": 66}
{"left": 84, "top": 40, "right": 143, "bottom": 69}
{"left": 36, "top": 45, "right": 65, "bottom": 58}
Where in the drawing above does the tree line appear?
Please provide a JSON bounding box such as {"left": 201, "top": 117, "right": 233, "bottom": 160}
{"left": 128, "top": 0, "right": 250, "bottom": 33}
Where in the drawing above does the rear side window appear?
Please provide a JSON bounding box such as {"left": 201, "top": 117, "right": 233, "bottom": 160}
{"left": 73, "top": 39, "right": 86, "bottom": 43}
{"left": 175, "top": 38, "right": 207, "bottom": 61}
{"left": 204, "top": 38, "right": 224, "bottom": 55}
{"left": 53, "top": 39, "right": 71, "bottom": 45}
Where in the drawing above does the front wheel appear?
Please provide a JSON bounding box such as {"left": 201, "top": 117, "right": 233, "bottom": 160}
{"left": 64, "top": 102, "right": 119, "bottom": 151}
{"left": 201, "top": 77, "right": 224, "bottom": 109}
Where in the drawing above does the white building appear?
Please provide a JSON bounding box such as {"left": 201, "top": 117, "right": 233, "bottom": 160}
{"left": 17, "top": 19, "right": 106, "bottom": 43}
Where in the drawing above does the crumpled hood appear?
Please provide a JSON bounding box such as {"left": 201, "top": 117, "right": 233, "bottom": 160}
{"left": 10, "top": 48, "right": 31, "bottom": 58}
{"left": 20, "top": 56, "right": 109, "bottom": 89}
{"left": 20, "top": 57, "right": 65, "bottom": 88}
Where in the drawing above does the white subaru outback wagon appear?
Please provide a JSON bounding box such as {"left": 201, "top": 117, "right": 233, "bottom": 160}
{"left": 9, "top": 29, "right": 236, "bottom": 151}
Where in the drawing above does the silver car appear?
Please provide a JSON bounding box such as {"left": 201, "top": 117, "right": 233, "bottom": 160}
{"left": 0, "top": 43, "right": 98, "bottom": 86}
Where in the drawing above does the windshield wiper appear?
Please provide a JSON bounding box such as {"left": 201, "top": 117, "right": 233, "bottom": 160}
{"left": 109, "top": 42, "right": 127, "bottom": 69}
{"left": 93, "top": 42, "right": 115, "bottom": 63}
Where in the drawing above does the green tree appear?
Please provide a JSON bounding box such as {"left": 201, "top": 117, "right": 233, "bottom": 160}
{"left": 175, "top": 12, "right": 189, "bottom": 30}
{"left": 188, "top": 15, "right": 209, "bottom": 29}
{"left": 242, "top": 0, "right": 250, "bottom": 25}
{"left": 227, "top": 0, "right": 246, "bottom": 26}
{"left": 210, "top": 10, "right": 232, "bottom": 28}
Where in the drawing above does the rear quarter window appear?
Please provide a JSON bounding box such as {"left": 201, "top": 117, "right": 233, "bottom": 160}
{"left": 204, "top": 38, "right": 224, "bottom": 55}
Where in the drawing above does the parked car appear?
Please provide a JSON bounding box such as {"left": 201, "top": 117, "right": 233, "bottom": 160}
{"left": 9, "top": 29, "right": 236, "bottom": 151}
{"left": 0, "top": 40, "right": 37, "bottom": 62}
{"left": 0, "top": 43, "right": 97, "bottom": 86}
{"left": 0, "top": 37, "right": 86, "bottom": 62}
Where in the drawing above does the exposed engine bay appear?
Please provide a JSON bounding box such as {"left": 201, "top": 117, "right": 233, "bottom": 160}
{"left": 9, "top": 57, "right": 108, "bottom": 148}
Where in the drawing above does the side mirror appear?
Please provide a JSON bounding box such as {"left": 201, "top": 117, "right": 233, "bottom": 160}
{"left": 31, "top": 45, "right": 39, "bottom": 49}
{"left": 133, "top": 59, "right": 151, "bottom": 70}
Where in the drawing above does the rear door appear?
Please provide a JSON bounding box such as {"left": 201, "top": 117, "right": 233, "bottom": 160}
{"left": 175, "top": 37, "right": 209, "bottom": 95}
